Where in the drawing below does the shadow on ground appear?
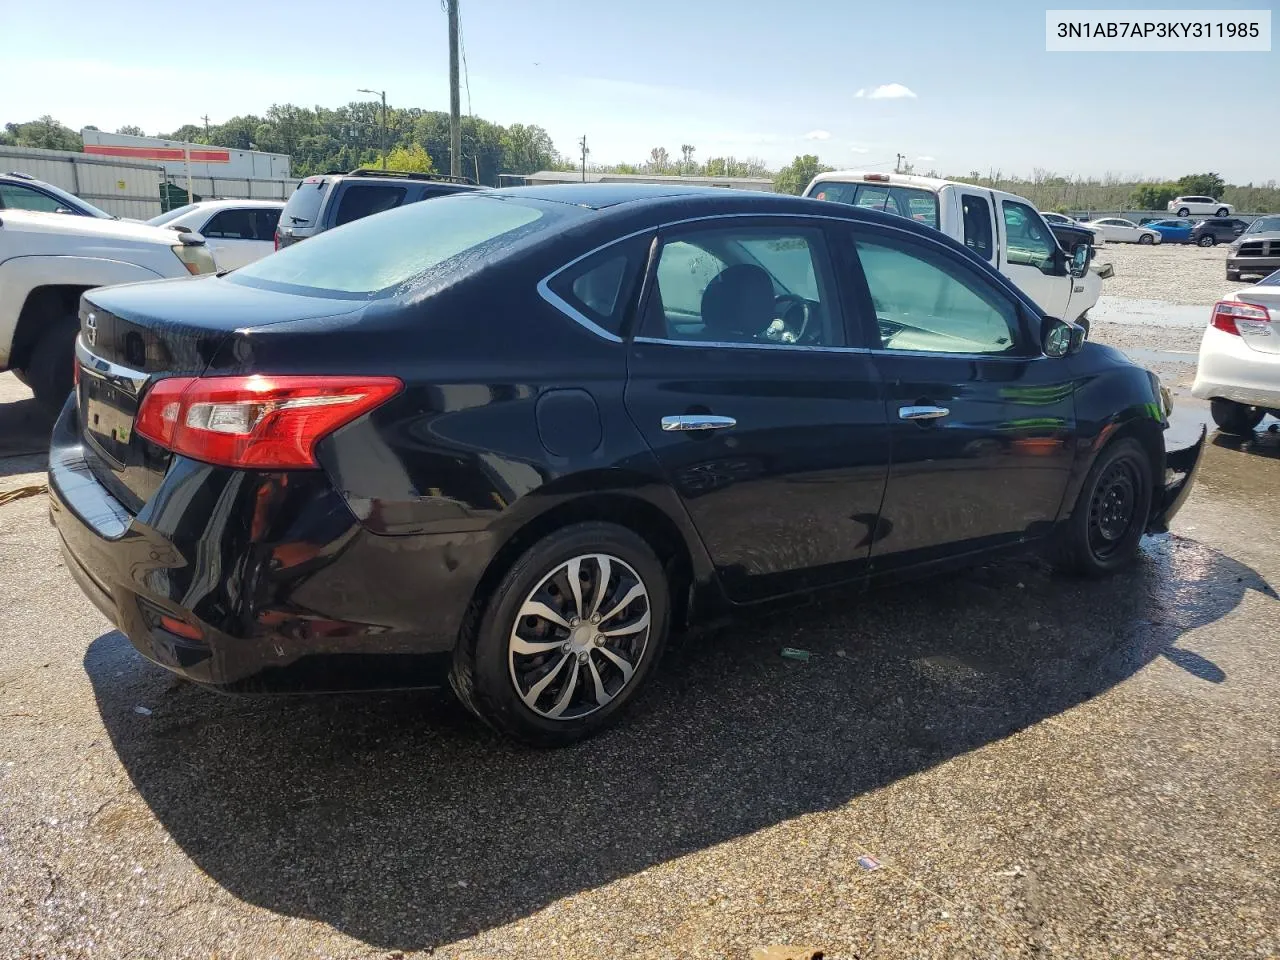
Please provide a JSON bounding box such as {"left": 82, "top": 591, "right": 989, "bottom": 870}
{"left": 0, "top": 395, "right": 54, "bottom": 474}
{"left": 86, "top": 533, "right": 1273, "bottom": 950}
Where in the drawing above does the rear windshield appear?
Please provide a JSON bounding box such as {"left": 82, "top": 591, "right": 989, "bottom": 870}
{"left": 281, "top": 179, "right": 327, "bottom": 226}
{"left": 806, "top": 180, "right": 939, "bottom": 230}
{"left": 147, "top": 203, "right": 199, "bottom": 226}
{"left": 229, "top": 193, "right": 550, "bottom": 298}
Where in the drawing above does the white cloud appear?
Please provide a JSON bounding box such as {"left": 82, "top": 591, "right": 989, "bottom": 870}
{"left": 916, "top": 155, "right": 936, "bottom": 162}
{"left": 854, "top": 89, "right": 866, "bottom": 98}
{"left": 850, "top": 146, "right": 871, "bottom": 154}
{"left": 805, "top": 129, "right": 831, "bottom": 141}
{"left": 865, "top": 83, "right": 917, "bottom": 100}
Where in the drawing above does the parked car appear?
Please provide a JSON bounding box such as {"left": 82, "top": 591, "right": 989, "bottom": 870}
{"left": 1189, "top": 217, "right": 1248, "bottom": 247}
{"left": 1040, "top": 211, "right": 1102, "bottom": 246}
{"left": 0, "top": 209, "right": 215, "bottom": 409}
{"left": 147, "top": 200, "right": 285, "bottom": 270}
{"left": 1191, "top": 270, "right": 1280, "bottom": 433}
{"left": 806, "top": 172, "right": 1103, "bottom": 332}
{"left": 0, "top": 171, "right": 118, "bottom": 219}
{"left": 50, "top": 185, "right": 1203, "bottom": 745}
{"left": 275, "top": 168, "right": 478, "bottom": 249}
{"left": 1086, "top": 218, "right": 1162, "bottom": 244}
{"left": 1146, "top": 219, "right": 1194, "bottom": 244}
{"left": 1167, "top": 196, "right": 1232, "bottom": 217}
{"left": 1225, "top": 216, "right": 1280, "bottom": 281}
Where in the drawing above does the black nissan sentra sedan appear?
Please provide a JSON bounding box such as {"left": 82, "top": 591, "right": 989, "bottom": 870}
{"left": 49, "top": 184, "right": 1204, "bottom": 745}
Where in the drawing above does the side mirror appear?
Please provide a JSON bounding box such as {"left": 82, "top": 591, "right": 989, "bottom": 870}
{"left": 55, "top": 206, "right": 75, "bottom": 215}
{"left": 1069, "top": 243, "right": 1090, "bottom": 278}
{"left": 1069, "top": 322, "right": 1086, "bottom": 354}
{"left": 1042, "top": 316, "right": 1073, "bottom": 357}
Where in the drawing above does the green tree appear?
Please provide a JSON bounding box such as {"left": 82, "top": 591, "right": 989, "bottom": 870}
{"left": 1130, "top": 182, "right": 1178, "bottom": 210}
{"left": 1176, "top": 172, "right": 1226, "bottom": 198}
{"left": 4, "top": 116, "right": 82, "bottom": 151}
{"left": 377, "top": 142, "right": 435, "bottom": 173}
{"left": 115, "top": 125, "right": 145, "bottom": 136}
{"left": 774, "top": 154, "right": 831, "bottom": 195}
{"left": 647, "top": 147, "right": 671, "bottom": 173}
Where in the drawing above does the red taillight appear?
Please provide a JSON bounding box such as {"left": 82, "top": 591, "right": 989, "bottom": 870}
{"left": 134, "top": 375, "right": 402, "bottom": 469}
{"left": 1210, "top": 299, "right": 1271, "bottom": 336}
{"left": 273, "top": 229, "right": 280, "bottom": 251}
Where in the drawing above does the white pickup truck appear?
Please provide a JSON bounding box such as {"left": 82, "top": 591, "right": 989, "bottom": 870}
{"left": 804, "top": 172, "right": 1104, "bottom": 333}
{"left": 0, "top": 210, "right": 215, "bottom": 410}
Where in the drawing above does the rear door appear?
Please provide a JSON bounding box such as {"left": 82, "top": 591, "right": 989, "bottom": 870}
{"left": 624, "top": 216, "right": 890, "bottom": 601}
{"left": 837, "top": 222, "right": 1078, "bottom": 573}
{"left": 198, "top": 208, "right": 274, "bottom": 270}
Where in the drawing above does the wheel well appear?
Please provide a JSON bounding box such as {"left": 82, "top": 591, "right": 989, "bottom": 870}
{"left": 9, "top": 285, "right": 89, "bottom": 371}
{"left": 1107, "top": 419, "right": 1165, "bottom": 521}
{"left": 466, "top": 494, "right": 696, "bottom": 636}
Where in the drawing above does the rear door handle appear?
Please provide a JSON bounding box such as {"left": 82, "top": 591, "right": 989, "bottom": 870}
{"left": 898, "top": 405, "right": 950, "bottom": 421}
{"left": 661, "top": 415, "right": 737, "bottom": 432}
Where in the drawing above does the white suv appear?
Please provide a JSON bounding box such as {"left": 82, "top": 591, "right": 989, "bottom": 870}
{"left": 1167, "top": 196, "right": 1233, "bottom": 217}
{"left": 0, "top": 210, "right": 215, "bottom": 409}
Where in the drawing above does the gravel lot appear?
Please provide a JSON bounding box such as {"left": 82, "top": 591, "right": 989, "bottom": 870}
{"left": 2, "top": 245, "right": 1278, "bottom": 959}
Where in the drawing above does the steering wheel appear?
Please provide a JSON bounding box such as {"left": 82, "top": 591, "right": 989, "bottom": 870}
{"left": 764, "top": 294, "right": 814, "bottom": 344}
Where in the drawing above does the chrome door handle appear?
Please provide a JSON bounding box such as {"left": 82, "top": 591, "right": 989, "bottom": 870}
{"left": 899, "top": 405, "right": 950, "bottom": 421}
{"left": 661, "top": 415, "right": 737, "bottom": 432}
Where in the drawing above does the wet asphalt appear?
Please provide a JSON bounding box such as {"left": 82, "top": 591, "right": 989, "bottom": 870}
{"left": 1, "top": 307, "right": 1278, "bottom": 958}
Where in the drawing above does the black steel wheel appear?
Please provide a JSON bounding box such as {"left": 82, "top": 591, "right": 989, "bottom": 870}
{"left": 1056, "top": 437, "right": 1153, "bottom": 577}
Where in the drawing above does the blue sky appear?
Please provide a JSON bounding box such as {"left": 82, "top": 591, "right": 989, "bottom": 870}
{"left": 2, "top": 0, "right": 1275, "bottom": 182}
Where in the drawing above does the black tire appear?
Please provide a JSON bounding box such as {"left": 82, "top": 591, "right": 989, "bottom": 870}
{"left": 1177, "top": 207, "right": 1190, "bottom": 217}
{"left": 26, "top": 315, "right": 79, "bottom": 413}
{"left": 1210, "top": 398, "right": 1264, "bottom": 436}
{"left": 1076, "top": 313, "right": 1091, "bottom": 339}
{"left": 450, "top": 521, "right": 671, "bottom": 747}
{"left": 1138, "top": 233, "right": 1154, "bottom": 245}
{"left": 1227, "top": 269, "right": 1240, "bottom": 282}
{"left": 1216, "top": 208, "right": 1229, "bottom": 217}
{"left": 1197, "top": 234, "right": 1216, "bottom": 247}
{"left": 1056, "top": 437, "right": 1153, "bottom": 577}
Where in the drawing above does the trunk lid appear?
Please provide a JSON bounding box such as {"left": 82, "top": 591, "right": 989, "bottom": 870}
{"left": 76, "top": 277, "right": 364, "bottom": 511}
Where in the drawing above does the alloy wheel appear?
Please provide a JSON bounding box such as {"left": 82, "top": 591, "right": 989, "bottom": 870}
{"left": 508, "top": 553, "right": 651, "bottom": 721}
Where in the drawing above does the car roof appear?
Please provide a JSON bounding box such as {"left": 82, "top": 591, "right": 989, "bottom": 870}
{"left": 186, "top": 199, "right": 285, "bottom": 210}
{"left": 490, "top": 183, "right": 781, "bottom": 209}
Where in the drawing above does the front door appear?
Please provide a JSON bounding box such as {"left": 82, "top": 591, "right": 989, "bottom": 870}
{"left": 839, "top": 224, "right": 1079, "bottom": 573}
{"left": 997, "top": 197, "right": 1072, "bottom": 318}
{"left": 624, "top": 218, "right": 891, "bottom": 601}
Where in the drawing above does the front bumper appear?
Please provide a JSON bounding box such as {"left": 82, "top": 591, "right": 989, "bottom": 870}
{"left": 1147, "top": 426, "right": 1206, "bottom": 534}
{"left": 48, "top": 400, "right": 478, "bottom": 692}
{"left": 1228, "top": 256, "right": 1280, "bottom": 276}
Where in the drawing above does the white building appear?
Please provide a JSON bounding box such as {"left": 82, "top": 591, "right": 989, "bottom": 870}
{"left": 506, "top": 170, "right": 775, "bottom": 192}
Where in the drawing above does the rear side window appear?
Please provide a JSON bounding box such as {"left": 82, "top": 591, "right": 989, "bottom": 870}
{"left": 254, "top": 209, "right": 281, "bottom": 241}
{"left": 281, "top": 179, "right": 326, "bottom": 226}
{"left": 334, "top": 184, "right": 407, "bottom": 226}
{"left": 961, "top": 195, "right": 994, "bottom": 261}
{"left": 201, "top": 209, "right": 256, "bottom": 239}
{"left": 230, "top": 194, "right": 548, "bottom": 297}
{"left": 546, "top": 235, "right": 651, "bottom": 337}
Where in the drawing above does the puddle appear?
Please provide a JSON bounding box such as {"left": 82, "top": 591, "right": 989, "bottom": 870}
{"left": 1092, "top": 297, "right": 1209, "bottom": 330}
{"left": 1119, "top": 347, "right": 1198, "bottom": 366}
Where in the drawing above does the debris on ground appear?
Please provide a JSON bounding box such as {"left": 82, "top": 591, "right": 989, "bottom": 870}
{"left": 133, "top": 706, "right": 153, "bottom": 717}
{"left": 0, "top": 484, "right": 47, "bottom": 508}
{"left": 749, "top": 946, "right": 824, "bottom": 960}
{"left": 857, "top": 854, "right": 883, "bottom": 871}
{"left": 780, "top": 647, "right": 811, "bottom": 662}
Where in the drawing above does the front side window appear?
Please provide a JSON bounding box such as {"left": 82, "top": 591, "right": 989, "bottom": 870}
{"left": 334, "top": 184, "right": 408, "bottom": 226}
{"left": 1002, "top": 200, "right": 1055, "bottom": 271}
{"left": 856, "top": 236, "right": 1020, "bottom": 355}
{"left": 0, "top": 183, "right": 64, "bottom": 213}
{"left": 646, "top": 225, "right": 841, "bottom": 346}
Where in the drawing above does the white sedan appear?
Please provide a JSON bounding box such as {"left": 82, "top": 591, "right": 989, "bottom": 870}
{"left": 146, "top": 199, "right": 284, "bottom": 270}
{"left": 1085, "top": 218, "right": 1162, "bottom": 244}
{"left": 1191, "top": 271, "right": 1280, "bottom": 434}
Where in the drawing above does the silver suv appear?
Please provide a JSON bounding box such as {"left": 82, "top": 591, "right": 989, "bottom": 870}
{"left": 275, "top": 168, "right": 478, "bottom": 248}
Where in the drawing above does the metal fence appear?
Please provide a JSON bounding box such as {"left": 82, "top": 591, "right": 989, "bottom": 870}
{"left": 0, "top": 145, "right": 163, "bottom": 219}
{"left": 161, "top": 175, "right": 298, "bottom": 209}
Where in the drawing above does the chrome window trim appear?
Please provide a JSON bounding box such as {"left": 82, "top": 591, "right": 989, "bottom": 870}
{"left": 75, "top": 335, "right": 149, "bottom": 394}
{"left": 635, "top": 336, "right": 870, "bottom": 355}
{"left": 536, "top": 226, "right": 658, "bottom": 343}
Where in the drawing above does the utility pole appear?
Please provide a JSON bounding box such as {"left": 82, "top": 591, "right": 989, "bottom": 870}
{"left": 448, "top": 0, "right": 462, "bottom": 178}
{"left": 579, "top": 135, "right": 589, "bottom": 182}
{"left": 357, "top": 88, "right": 388, "bottom": 169}
{"left": 896, "top": 152, "right": 905, "bottom": 174}
{"left": 201, "top": 114, "right": 211, "bottom": 139}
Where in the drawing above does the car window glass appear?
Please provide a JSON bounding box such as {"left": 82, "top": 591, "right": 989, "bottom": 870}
{"left": 648, "top": 226, "right": 840, "bottom": 346}
{"left": 961, "top": 195, "right": 994, "bottom": 262}
{"left": 282, "top": 180, "right": 325, "bottom": 226}
{"left": 0, "top": 183, "right": 64, "bottom": 213}
{"left": 808, "top": 181, "right": 857, "bottom": 204}
{"left": 253, "top": 209, "right": 281, "bottom": 242}
{"left": 334, "top": 184, "right": 407, "bottom": 226}
{"left": 853, "top": 185, "right": 890, "bottom": 211}
{"left": 857, "top": 237, "right": 1019, "bottom": 355}
{"left": 887, "top": 187, "right": 939, "bottom": 229}
{"left": 1002, "top": 200, "right": 1055, "bottom": 270}
{"left": 201, "top": 209, "right": 256, "bottom": 239}
{"left": 546, "top": 238, "right": 648, "bottom": 337}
